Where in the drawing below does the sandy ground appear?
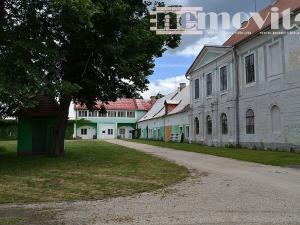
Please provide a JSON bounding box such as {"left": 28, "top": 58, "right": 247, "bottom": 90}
{"left": 1, "top": 140, "right": 300, "bottom": 225}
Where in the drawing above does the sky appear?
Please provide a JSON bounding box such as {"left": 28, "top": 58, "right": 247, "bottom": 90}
{"left": 141, "top": 0, "right": 272, "bottom": 99}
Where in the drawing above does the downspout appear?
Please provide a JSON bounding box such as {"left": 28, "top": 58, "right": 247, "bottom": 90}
{"left": 74, "top": 103, "right": 77, "bottom": 139}
{"left": 233, "top": 47, "right": 240, "bottom": 146}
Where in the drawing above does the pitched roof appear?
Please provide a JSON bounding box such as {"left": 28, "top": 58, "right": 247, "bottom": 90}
{"left": 75, "top": 99, "right": 152, "bottom": 111}
{"left": 139, "top": 86, "right": 190, "bottom": 122}
{"left": 224, "top": 0, "right": 300, "bottom": 46}
{"left": 186, "top": 45, "right": 232, "bottom": 76}
{"left": 18, "top": 95, "right": 59, "bottom": 118}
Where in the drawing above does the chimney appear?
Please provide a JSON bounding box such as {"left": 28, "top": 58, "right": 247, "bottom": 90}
{"left": 179, "top": 83, "right": 186, "bottom": 91}
{"left": 150, "top": 96, "right": 157, "bottom": 105}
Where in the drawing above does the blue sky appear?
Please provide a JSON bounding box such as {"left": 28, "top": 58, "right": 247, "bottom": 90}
{"left": 142, "top": 0, "right": 271, "bottom": 98}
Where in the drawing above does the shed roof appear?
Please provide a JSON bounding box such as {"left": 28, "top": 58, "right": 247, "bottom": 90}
{"left": 20, "top": 95, "right": 59, "bottom": 118}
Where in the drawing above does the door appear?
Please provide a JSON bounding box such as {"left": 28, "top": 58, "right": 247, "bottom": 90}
{"left": 32, "top": 120, "right": 47, "bottom": 155}
{"left": 119, "top": 129, "right": 125, "bottom": 139}
{"left": 99, "top": 125, "right": 115, "bottom": 139}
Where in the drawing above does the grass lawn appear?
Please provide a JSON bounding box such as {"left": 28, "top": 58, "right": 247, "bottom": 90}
{"left": 0, "top": 140, "right": 188, "bottom": 204}
{"left": 131, "top": 139, "right": 300, "bottom": 167}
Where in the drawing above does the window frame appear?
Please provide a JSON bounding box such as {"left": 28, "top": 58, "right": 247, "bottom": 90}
{"left": 127, "top": 111, "right": 136, "bottom": 118}
{"left": 81, "top": 128, "right": 87, "bottom": 135}
{"left": 195, "top": 117, "right": 200, "bottom": 135}
{"left": 219, "top": 65, "right": 228, "bottom": 92}
{"left": 186, "top": 126, "right": 190, "bottom": 138}
{"left": 117, "top": 111, "right": 126, "bottom": 117}
{"left": 207, "top": 115, "right": 212, "bottom": 135}
{"left": 108, "top": 111, "right": 117, "bottom": 117}
{"left": 267, "top": 40, "right": 283, "bottom": 77}
{"left": 221, "top": 113, "right": 228, "bottom": 135}
{"left": 244, "top": 53, "right": 256, "bottom": 85}
{"left": 206, "top": 73, "right": 213, "bottom": 97}
{"left": 108, "top": 129, "right": 114, "bottom": 135}
{"left": 194, "top": 78, "right": 200, "bottom": 99}
{"left": 98, "top": 111, "right": 107, "bottom": 117}
{"left": 246, "top": 109, "right": 255, "bottom": 134}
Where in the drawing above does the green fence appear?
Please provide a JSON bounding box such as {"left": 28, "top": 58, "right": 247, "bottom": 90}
{"left": 0, "top": 119, "right": 75, "bottom": 141}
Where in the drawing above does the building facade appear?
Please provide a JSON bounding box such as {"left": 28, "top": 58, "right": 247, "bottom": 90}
{"left": 74, "top": 99, "right": 152, "bottom": 140}
{"left": 138, "top": 83, "right": 191, "bottom": 142}
{"left": 187, "top": 0, "right": 300, "bottom": 151}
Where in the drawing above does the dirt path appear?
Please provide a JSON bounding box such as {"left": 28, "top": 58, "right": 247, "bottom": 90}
{"left": 1, "top": 140, "right": 300, "bottom": 225}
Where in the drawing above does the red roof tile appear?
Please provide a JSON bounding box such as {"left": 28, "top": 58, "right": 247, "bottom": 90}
{"left": 76, "top": 99, "right": 152, "bottom": 111}
{"left": 224, "top": 0, "right": 300, "bottom": 46}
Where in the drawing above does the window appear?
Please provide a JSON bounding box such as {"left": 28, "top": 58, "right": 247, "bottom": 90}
{"left": 220, "top": 66, "right": 228, "bottom": 91}
{"left": 206, "top": 73, "right": 212, "bottom": 96}
{"left": 195, "top": 79, "right": 200, "bottom": 99}
{"left": 221, "top": 113, "right": 228, "bottom": 135}
{"left": 89, "top": 111, "right": 97, "bottom": 117}
{"left": 108, "top": 111, "right": 116, "bottom": 117}
{"left": 127, "top": 111, "right": 136, "bottom": 118}
{"left": 271, "top": 106, "right": 281, "bottom": 133}
{"left": 98, "top": 111, "right": 107, "bottom": 117}
{"left": 195, "top": 117, "right": 200, "bottom": 135}
{"left": 245, "top": 54, "right": 255, "bottom": 84}
{"left": 246, "top": 109, "right": 255, "bottom": 134}
{"left": 157, "top": 128, "right": 161, "bottom": 138}
{"left": 81, "top": 129, "right": 87, "bottom": 135}
{"left": 269, "top": 42, "right": 283, "bottom": 76}
{"left": 108, "top": 129, "right": 114, "bottom": 135}
{"left": 186, "top": 126, "right": 190, "bottom": 138}
{"left": 149, "top": 129, "right": 152, "bottom": 137}
{"left": 118, "top": 111, "right": 126, "bottom": 117}
{"left": 78, "top": 110, "right": 87, "bottom": 117}
{"left": 207, "top": 115, "right": 212, "bottom": 135}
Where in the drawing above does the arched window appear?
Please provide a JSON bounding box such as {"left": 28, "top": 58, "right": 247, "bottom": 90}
{"left": 207, "top": 115, "right": 212, "bottom": 135}
{"left": 221, "top": 113, "right": 228, "bottom": 135}
{"left": 195, "top": 117, "right": 200, "bottom": 135}
{"left": 246, "top": 109, "right": 255, "bottom": 134}
{"left": 271, "top": 105, "right": 281, "bottom": 133}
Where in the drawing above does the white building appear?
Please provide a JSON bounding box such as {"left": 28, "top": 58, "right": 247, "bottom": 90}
{"left": 187, "top": 0, "right": 300, "bottom": 152}
{"left": 138, "top": 83, "right": 191, "bottom": 142}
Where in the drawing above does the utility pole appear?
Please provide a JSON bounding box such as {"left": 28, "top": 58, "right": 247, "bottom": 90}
{"left": 254, "top": 0, "right": 257, "bottom": 12}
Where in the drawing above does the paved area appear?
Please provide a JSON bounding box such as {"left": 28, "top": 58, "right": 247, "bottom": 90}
{"left": 1, "top": 140, "right": 300, "bottom": 225}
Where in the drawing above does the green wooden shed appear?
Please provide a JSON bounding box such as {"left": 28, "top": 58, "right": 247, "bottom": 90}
{"left": 17, "top": 96, "right": 59, "bottom": 156}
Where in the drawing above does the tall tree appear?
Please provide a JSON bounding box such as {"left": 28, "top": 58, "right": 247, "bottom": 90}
{"left": 0, "top": 0, "right": 180, "bottom": 155}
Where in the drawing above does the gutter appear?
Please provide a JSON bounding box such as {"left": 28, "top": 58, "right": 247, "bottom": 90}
{"left": 233, "top": 47, "right": 240, "bottom": 146}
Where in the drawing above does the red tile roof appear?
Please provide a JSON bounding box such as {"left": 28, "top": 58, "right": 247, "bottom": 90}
{"left": 76, "top": 99, "right": 152, "bottom": 111}
{"left": 224, "top": 0, "right": 300, "bottom": 46}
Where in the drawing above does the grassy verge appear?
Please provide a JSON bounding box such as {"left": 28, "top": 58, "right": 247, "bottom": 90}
{"left": 131, "top": 139, "right": 300, "bottom": 167}
{"left": 0, "top": 140, "right": 188, "bottom": 204}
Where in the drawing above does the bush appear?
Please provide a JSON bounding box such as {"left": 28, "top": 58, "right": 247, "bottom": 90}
{"left": 0, "top": 119, "right": 18, "bottom": 140}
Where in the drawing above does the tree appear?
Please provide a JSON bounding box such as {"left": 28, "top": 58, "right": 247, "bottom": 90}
{"left": 0, "top": 0, "right": 181, "bottom": 155}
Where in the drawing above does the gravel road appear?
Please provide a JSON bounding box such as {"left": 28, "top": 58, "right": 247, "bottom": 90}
{"left": 1, "top": 140, "right": 300, "bottom": 225}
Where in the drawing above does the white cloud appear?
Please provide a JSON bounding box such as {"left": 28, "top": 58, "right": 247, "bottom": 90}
{"left": 141, "top": 75, "right": 188, "bottom": 99}
{"left": 174, "top": 31, "right": 232, "bottom": 57}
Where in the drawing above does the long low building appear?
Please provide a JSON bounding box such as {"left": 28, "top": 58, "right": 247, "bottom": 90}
{"left": 138, "top": 83, "right": 191, "bottom": 142}
{"left": 74, "top": 99, "right": 152, "bottom": 140}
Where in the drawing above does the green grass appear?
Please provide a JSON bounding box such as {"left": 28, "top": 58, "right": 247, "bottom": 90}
{"left": 131, "top": 139, "right": 300, "bottom": 167}
{"left": 0, "top": 140, "right": 188, "bottom": 204}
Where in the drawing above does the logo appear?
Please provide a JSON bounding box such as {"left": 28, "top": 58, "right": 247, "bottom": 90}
{"left": 150, "top": 7, "right": 300, "bottom": 35}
